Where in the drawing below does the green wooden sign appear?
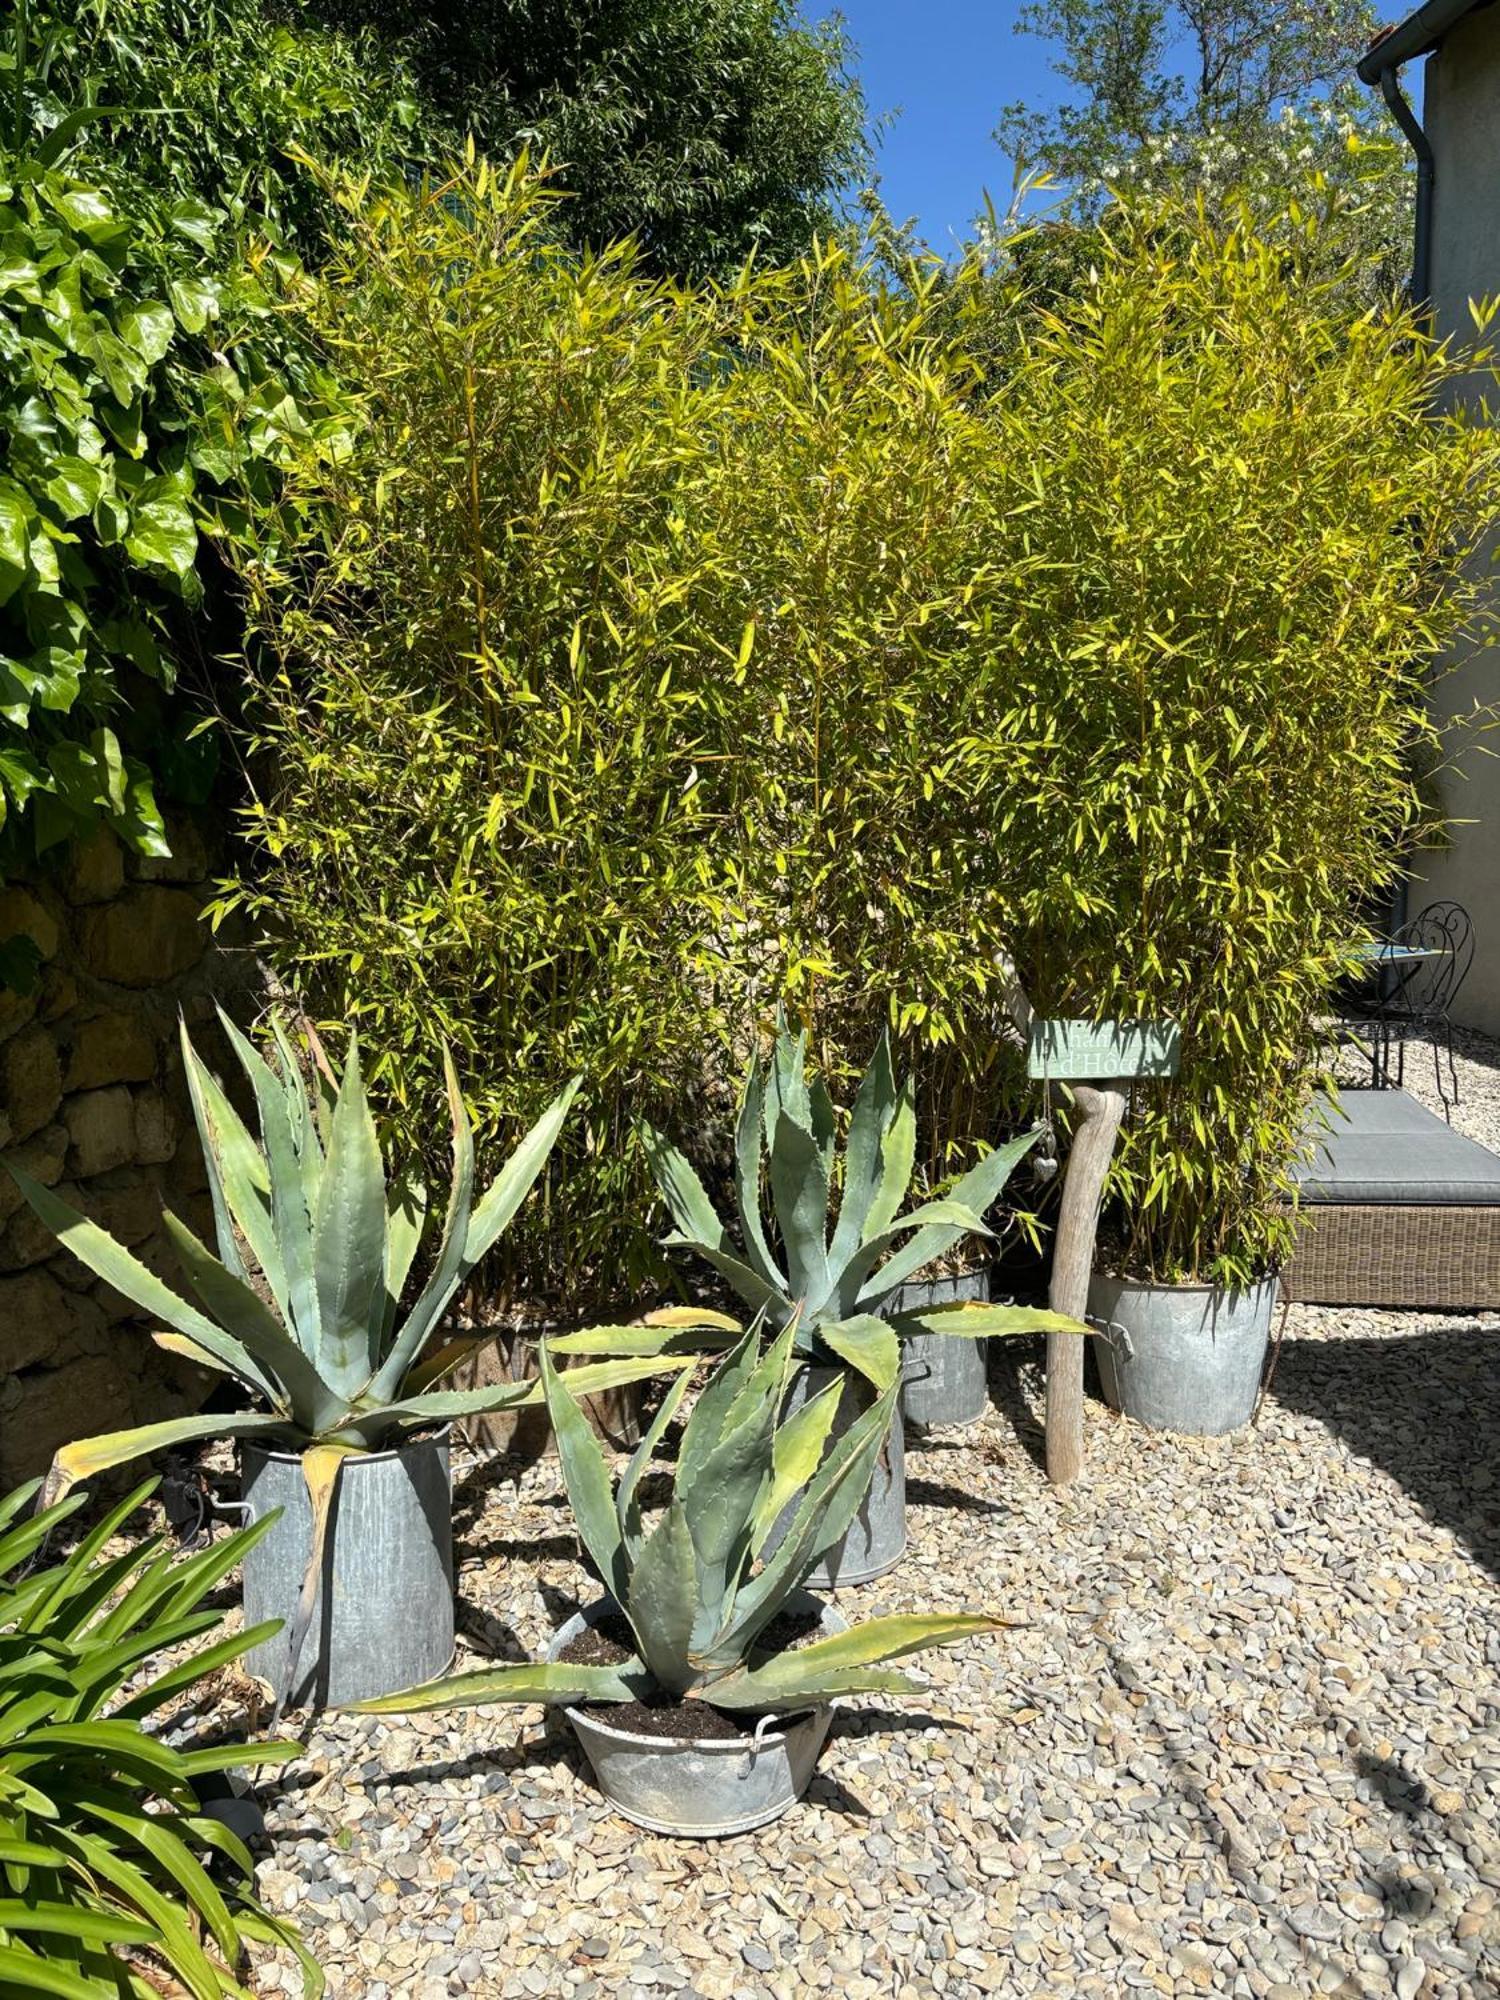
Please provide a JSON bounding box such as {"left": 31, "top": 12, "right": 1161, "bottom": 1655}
{"left": 1027, "top": 1018, "right": 1180, "bottom": 1081}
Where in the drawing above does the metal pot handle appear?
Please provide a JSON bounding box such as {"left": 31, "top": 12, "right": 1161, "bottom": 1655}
{"left": 742, "top": 1711, "right": 781, "bottom": 1773}
{"left": 1085, "top": 1314, "right": 1134, "bottom": 1362}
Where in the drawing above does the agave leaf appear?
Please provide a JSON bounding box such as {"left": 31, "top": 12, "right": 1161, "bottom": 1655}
{"left": 9, "top": 1169, "right": 276, "bottom": 1402}
{"left": 680, "top": 1330, "right": 789, "bottom": 1620}
{"left": 618, "top": 1369, "right": 693, "bottom": 1558}
{"left": 748, "top": 1375, "right": 842, "bottom": 1556}
{"left": 47, "top": 1413, "right": 289, "bottom": 1502}
{"left": 705, "top": 1664, "right": 921, "bottom": 1710}
{"left": 864, "top": 1072, "right": 917, "bottom": 1244}
{"left": 676, "top": 1322, "right": 761, "bottom": 1494}
{"left": 540, "top": 1347, "right": 628, "bottom": 1605}
{"left": 351, "top": 1659, "right": 646, "bottom": 1713}
{"left": 819, "top": 1314, "right": 900, "bottom": 1392}
{"left": 765, "top": 1115, "right": 830, "bottom": 1310}
{"left": 625, "top": 1499, "right": 698, "bottom": 1693}
{"left": 310, "top": 1036, "right": 389, "bottom": 1396}
{"left": 732, "top": 1059, "right": 784, "bottom": 1289}
{"left": 399, "top": 1333, "right": 474, "bottom": 1395}
{"left": 546, "top": 1322, "right": 734, "bottom": 1359}
{"left": 890, "top": 1304, "right": 1089, "bottom": 1341}
{"left": 162, "top": 1210, "right": 344, "bottom": 1430}
{"left": 187, "top": 1024, "right": 286, "bottom": 1320}
{"left": 178, "top": 1017, "right": 248, "bottom": 1282}
{"left": 715, "top": 1385, "right": 895, "bottom": 1660}
{"left": 464, "top": 1075, "right": 580, "bottom": 1265}
{"left": 369, "top": 1046, "right": 474, "bottom": 1403}
{"left": 382, "top": 1175, "right": 428, "bottom": 1337}
{"left": 828, "top": 1029, "right": 900, "bottom": 1266}
{"left": 276, "top": 1443, "right": 357, "bottom": 1718}
{"left": 835, "top": 1199, "right": 991, "bottom": 1317}
{"left": 640, "top": 1306, "right": 743, "bottom": 1331}
{"left": 268, "top": 1013, "right": 326, "bottom": 1216}
{"left": 746, "top": 1611, "right": 1020, "bottom": 1685}
{"left": 661, "top": 1236, "right": 786, "bottom": 1321}
{"left": 858, "top": 1129, "right": 1041, "bottom": 1305}
{"left": 366, "top": 1356, "right": 691, "bottom": 1439}
{"left": 765, "top": 1017, "right": 812, "bottom": 1144}
{"left": 216, "top": 1008, "right": 319, "bottom": 1347}
{"left": 640, "top": 1122, "right": 729, "bottom": 1250}
{"left": 151, "top": 1329, "right": 260, "bottom": 1389}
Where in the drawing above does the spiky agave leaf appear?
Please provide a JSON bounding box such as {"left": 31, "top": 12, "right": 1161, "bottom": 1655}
{"left": 638, "top": 1021, "right": 1085, "bottom": 1388}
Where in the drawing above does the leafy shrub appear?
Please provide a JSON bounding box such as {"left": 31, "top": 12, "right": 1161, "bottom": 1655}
{"left": 220, "top": 161, "right": 1036, "bottom": 1306}
{"left": 0, "top": 1474, "right": 319, "bottom": 1995}
{"left": 972, "top": 197, "right": 1500, "bottom": 1283}
{"left": 0, "top": 0, "right": 435, "bottom": 865}
{"left": 307, "top": 0, "right": 867, "bottom": 276}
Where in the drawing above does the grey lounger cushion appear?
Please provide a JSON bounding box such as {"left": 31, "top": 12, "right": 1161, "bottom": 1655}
{"left": 1294, "top": 1089, "right": 1500, "bottom": 1205}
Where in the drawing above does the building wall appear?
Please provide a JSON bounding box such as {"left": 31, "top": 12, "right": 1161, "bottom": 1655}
{"left": 1410, "top": 11, "right": 1500, "bottom": 1031}
{"left": 0, "top": 818, "right": 259, "bottom": 1487}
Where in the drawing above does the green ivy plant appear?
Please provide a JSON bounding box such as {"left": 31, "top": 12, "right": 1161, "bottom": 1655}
{"left": 0, "top": 1473, "right": 321, "bottom": 1997}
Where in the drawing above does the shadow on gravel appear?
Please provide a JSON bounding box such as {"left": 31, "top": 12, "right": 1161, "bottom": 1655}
{"left": 1267, "top": 1326, "right": 1500, "bottom": 1582}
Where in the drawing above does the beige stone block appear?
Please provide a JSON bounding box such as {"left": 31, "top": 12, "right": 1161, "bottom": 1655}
{"left": 81, "top": 888, "right": 207, "bottom": 989}
{"left": 65, "top": 1086, "right": 136, "bottom": 1177}
{"left": 0, "top": 1024, "right": 62, "bottom": 1142}
{"left": 64, "top": 1012, "right": 156, "bottom": 1091}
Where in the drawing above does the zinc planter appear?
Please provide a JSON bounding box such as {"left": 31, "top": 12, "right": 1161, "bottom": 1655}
{"left": 762, "top": 1365, "right": 905, "bottom": 1588}
{"left": 1087, "top": 1275, "right": 1277, "bottom": 1437}
{"left": 240, "top": 1433, "right": 455, "bottom": 1710}
{"left": 548, "top": 1596, "right": 845, "bottom": 1837}
{"left": 894, "top": 1267, "right": 990, "bottom": 1429}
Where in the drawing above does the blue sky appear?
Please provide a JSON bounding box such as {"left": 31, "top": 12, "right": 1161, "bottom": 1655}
{"left": 829, "top": 0, "right": 1065, "bottom": 254}
{"left": 825, "top": 0, "right": 1411, "bottom": 254}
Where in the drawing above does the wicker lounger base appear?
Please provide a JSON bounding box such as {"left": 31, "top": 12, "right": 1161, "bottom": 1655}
{"left": 1283, "top": 1202, "right": 1500, "bottom": 1309}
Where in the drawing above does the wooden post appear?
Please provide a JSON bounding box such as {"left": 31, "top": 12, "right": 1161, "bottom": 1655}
{"left": 1044, "top": 1080, "right": 1127, "bottom": 1487}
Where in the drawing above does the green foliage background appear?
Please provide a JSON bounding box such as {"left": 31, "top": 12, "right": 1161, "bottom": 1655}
{"left": 222, "top": 162, "right": 1500, "bottom": 1299}
{"left": 0, "top": 0, "right": 432, "bottom": 864}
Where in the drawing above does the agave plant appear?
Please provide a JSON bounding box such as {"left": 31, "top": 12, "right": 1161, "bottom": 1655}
{"left": 0, "top": 1474, "right": 320, "bottom": 1998}
{"left": 12, "top": 1010, "right": 675, "bottom": 1493}
{"left": 357, "top": 1316, "right": 1015, "bottom": 1719}
{"left": 557, "top": 1019, "right": 1082, "bottom": 1393}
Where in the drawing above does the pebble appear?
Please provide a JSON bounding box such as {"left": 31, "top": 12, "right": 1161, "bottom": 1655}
{"left": 199, "top": 1031, "right": 1500, "bottom": 1997}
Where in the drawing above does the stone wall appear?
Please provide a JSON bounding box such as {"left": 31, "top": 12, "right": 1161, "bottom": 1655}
{"left": 0, "top": 817, "right": 256, "bottom": 1488}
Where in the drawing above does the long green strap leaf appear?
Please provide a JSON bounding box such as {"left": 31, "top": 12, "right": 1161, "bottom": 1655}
{"left": 540, "top": 1347, "right": 629, "bottom": 1605}
{"left": 351, "top": 1658, "right": 647, "bottom": 1713}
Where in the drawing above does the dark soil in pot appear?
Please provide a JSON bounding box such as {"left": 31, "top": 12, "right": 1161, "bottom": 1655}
{"left": 557, "top": 1605, "right": 824, "bottom": 1742}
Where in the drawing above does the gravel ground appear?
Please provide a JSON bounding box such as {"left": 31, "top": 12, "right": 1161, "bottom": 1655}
{"left": 207, "top": 1034, "right": 1499, "bottom": 2000}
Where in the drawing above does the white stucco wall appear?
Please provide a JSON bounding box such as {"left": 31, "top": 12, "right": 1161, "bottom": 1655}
{"left": 1407, "top": 10, "right": 1500, "bottom": 1032}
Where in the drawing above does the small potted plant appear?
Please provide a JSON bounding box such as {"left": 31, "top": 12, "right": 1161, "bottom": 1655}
{"left": 560, "top": 1019, "right": 1084, "bottom": 1582}
{"left": 354, "top": 1317, "right": 1018, "bottom": 1836}
{"left": 11, "top": 1010, "right": 675, "bottom": 1710}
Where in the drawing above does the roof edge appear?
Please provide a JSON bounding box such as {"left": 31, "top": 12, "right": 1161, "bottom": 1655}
{"left": 1357, "top": 0, "right": 1489, "bottom": 78}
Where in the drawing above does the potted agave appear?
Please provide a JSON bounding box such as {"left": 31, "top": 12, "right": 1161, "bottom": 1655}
{"left": 11, "top": 1011, "right": 674, "bottom": 1710}
{"left": 355, "top": 1318, "right": 1017, "bottom": 1837}
{"left": 558, "top": 1020, "right": 1083, "bottom": 1584}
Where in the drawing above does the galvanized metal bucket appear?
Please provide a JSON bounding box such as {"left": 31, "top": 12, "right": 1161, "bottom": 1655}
{"left": 893, "top": 1268, "right": 990, "bottom": 1429}
{"left": 1088, "top": 1275, "right": 1277, "bottom": 1437}
{"left": 239, "top": 1434, "right": 455, "bottom": 1710}
{"left": 763, "top": 1365, "right": 905, "bottom": 1588}
{"left": 549, "top": 1595, "right": 844, "bottom": 1837}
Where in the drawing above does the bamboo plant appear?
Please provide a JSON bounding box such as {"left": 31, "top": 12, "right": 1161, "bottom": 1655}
{"left": 556, "top": 1019, "right": 1084, "bottom": 1394}
{"left": 357, "top": 1317, "right": 1016, "bottom": 1719}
